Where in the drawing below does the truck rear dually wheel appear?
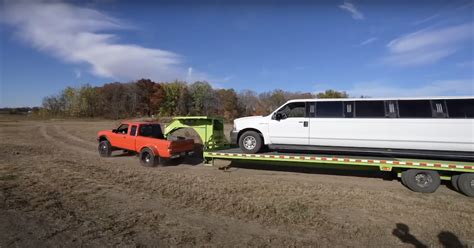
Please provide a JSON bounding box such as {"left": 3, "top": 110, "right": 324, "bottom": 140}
{"left": 239, "top": 131, "right": 262, "bottom": 154}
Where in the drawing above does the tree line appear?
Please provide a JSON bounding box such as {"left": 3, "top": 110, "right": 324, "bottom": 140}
{"left": 39, "top": 79, "right": 349, "bottom": 120}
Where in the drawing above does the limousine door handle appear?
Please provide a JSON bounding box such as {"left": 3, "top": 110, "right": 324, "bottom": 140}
{"left": 298, "top": 121, "right": 309, "bottom": 127}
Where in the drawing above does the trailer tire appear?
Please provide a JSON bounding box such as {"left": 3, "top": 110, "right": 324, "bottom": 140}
{"left": 457, "top": 173, "right": 474, "bottom": 197}
{"left": 139, "top": 148, "right": 161, "bottom": 167}
{"left": 98, "top": 140, "right": 112, "bottom": 157}
{"left": 451, "top": 175, "right": 460, "bottom": 192}
{"left": 239, "top": 131, "right": 262, "bottom": 154}
{"left": 401, "top": 172, "right": 407, "bottom": 186}
{"left": 402, "top": 169, "right": 440, "bottom": 193}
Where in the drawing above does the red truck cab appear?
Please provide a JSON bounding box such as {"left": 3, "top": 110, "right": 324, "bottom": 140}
{"left": 97, "top": 121, "right": 195, "bottom": 166}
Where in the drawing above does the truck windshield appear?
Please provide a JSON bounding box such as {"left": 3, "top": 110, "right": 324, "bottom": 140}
{"left": 138, "top": 124, "right": 164, "bottom": 139}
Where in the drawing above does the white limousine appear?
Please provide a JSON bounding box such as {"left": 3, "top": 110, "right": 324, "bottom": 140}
{"left": 230, "top": 97, "right": 474, "bottom": 160}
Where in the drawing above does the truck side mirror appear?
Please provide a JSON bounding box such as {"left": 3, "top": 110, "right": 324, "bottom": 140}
{"left": 274, "top": 113, "right": 283, "bottom": 121}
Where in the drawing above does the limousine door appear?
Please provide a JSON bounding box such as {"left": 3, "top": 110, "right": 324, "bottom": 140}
{"left": 268, "top": 102, "right": 309, "bottom": 145}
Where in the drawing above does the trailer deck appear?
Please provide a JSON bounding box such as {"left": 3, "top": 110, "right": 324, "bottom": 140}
{"left": 204, "top": 147, "right": 474, "bottom": 174}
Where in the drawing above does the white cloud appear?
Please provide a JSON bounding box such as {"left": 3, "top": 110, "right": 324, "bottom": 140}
{"left": 0, "top": 1, "right": 209, "bottom": 82}
{"left": 413, "top": 14, "right": 440, "bottom": 26}
{"left": 339, "top": 2, "right": 364, "bottom": 20}
{"left": 336, "top": 79, "right": 474, "bottom": 97}
{"left": 384, "top": 23, "right": 474, "bottom": 66}
{"left": 359, "top": 37, "right": 377, "bottom": 46}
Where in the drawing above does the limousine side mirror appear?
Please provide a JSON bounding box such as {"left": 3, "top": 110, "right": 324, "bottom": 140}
{"left": 112, "top": 129, "right": 117, "bottom": 133}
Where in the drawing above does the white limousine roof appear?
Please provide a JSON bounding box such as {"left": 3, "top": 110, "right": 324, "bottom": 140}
{"left": 286, "top": 96, "right": 474, "bottom": 103}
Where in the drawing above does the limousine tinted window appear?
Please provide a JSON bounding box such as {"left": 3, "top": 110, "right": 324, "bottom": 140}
{"left": 446, "top": 99, "right": 474, "bottom": 118}
{"left": 316, "top": 101, "right": 343, "bottom": 117}
{"left": 355, "top": 101, "right": 385, "bottom": 117}
{"left": 398, "top": 100, "right": 432, "bottom": 118}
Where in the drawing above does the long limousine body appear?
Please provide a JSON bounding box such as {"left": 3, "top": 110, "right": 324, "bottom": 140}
{"left": 230, "top": 97, "right": 474, "bottom": 161}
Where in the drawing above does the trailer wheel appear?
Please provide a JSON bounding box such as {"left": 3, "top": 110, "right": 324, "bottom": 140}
{"left": 401, "top": 169, "right": 440, "bottom": 193}
{"left": 239, "top": 131, "right": 262, "bottom": 154}
{"left": 457, "top": 173, "right": 474, "bottom": 197}
{"left": 401, "top": 172, "right": 407, "bottom": 186}
{"left": 451, "top": 175, "right": 460, "bottom": 192}
{"left": 139, "top": 148, "right": 161, "bottom": 167}
{"left": 98, "top": 140, "right": 112, "bottom": 157}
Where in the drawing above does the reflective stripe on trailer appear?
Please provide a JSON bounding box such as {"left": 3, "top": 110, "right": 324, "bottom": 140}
{"left": 206, "top": 152, "right": 474, "bottom": 170}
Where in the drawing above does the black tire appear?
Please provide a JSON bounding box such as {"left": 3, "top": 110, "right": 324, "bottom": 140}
{"left": 401, "top": 172, "right": 407, "bottom": 186}
{"left": 451, "top": 175, "right": 460, "bottom": 192}
{"left": 401, "top": 169, "right": 440, "bottom": 193}
{"left": 457, "top": 173, "right": 474, "bottom": 197}
{"left": 98, "top": 140, "right": 112, "bottom": 157}
{"left": 139, "top": 148, "right": 161, "bottom": 167}
{"left": 238, "top": 131, "right": 262, "bottom": 154}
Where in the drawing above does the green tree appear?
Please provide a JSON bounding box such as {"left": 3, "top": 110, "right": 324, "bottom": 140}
{"left": 217, "top": 89, "right": 240, "bottom": 120}
{"left": 316, "top": 89, "right": 349, "bottom": 98}
{"left": 188, "top": 81, "right": 217, "bottom": 116}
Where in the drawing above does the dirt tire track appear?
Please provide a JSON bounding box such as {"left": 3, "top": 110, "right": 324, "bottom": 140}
{"left": 53, "top": 125, "right": 97, "bottom": 147}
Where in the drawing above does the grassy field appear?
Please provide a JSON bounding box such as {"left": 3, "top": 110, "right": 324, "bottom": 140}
{"left": 1, "top": 116, "right": 473, "bottom": 247}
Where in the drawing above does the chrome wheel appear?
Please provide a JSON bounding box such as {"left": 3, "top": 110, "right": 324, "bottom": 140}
{"left": 243, "top": 136, "right": 256, "bottom": 150}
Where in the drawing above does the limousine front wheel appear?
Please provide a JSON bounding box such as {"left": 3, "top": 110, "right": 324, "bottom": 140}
{"left": 239, "top": 131, "right": 262, "bottom": 154}
{"left": 402, "top": 169, "right": 440, "bottom": 193}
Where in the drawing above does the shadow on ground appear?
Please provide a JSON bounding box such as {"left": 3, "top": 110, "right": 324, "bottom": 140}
{"left": 392, "top": 223, "right": 466, "bottom": 248}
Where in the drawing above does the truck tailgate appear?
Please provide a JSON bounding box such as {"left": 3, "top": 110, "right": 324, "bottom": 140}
{"left": 169, "top": 139, "right": 195, "bottom": 153}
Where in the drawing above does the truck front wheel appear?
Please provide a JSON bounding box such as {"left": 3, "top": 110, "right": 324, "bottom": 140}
{"left": 98, "top": 140, "right": 112, "bottom": 157}
{"left": 139, "top": 148, "right": 161, "bottom": 167}
{"left": 239, "top": 131, "right": 262, "bottom": 154}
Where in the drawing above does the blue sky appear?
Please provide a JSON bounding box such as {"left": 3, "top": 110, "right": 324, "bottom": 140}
{"left": 1, "top": 0, "right": 473, "bottom": 107}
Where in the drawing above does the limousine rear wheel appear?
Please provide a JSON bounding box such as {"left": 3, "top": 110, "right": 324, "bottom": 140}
{"left": 239, "top": 131, "right": 262, "bottom": 154}
{"left": 402, "top": 169, "right": 440, "bottom": 193}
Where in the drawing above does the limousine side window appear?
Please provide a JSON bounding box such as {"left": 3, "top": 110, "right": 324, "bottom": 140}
{"left": 316, "top": 101, "right": 343, "bottom": 117}
{"left": 446, "top": 99, "right": 474, "bottom": 118}
{"left": 385, "top": 100, "right": 398, "bottom": 118}
{"left": 431, "top": 100, "right": 447, "bottom": 118}
{"left": 398, "top": 100, "right": 432, "bottom": 118}
{"left": 344, "top": 101, "right": 354, "bottom": 118}
{"left": 355, "top": 101, "right": 385, "bottom": 118}
{"left": 277, "top": 102, "right": 306, "bottom": 118}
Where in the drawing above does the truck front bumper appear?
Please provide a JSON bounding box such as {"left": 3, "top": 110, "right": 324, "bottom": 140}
{"left": 230, "top": 130, "right": 239, "bottom": 145}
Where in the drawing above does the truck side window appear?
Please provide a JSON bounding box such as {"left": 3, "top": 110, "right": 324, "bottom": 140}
{"left": 116, "top": 124, "right": 129, "bottom": 134}
{"left": 139, "top": 124, "right": 164, "bottom": 139}
{"left": 279, "top": 102, "right": 305, "bottom": 118}
{"left": 130, "top": 125, "right": 137, "bottom": 136}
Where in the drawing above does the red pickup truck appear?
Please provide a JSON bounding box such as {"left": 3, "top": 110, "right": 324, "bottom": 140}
{"left": 97, "top": 121, "right": 195, "bottom": 166}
